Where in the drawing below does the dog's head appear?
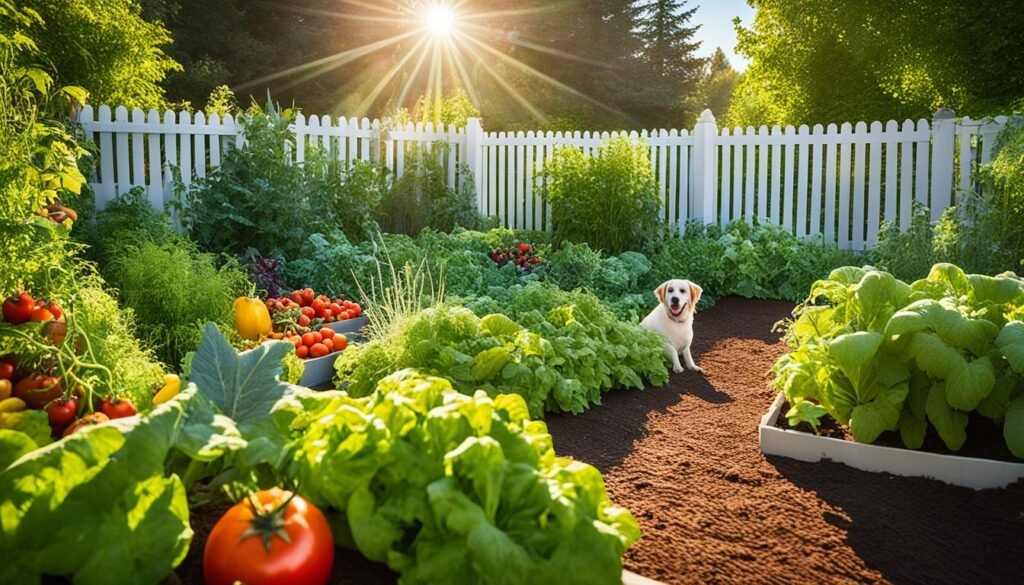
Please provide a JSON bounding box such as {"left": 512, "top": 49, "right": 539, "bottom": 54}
{"left": 654, "top": 279, "right": 702, "bottom": 322}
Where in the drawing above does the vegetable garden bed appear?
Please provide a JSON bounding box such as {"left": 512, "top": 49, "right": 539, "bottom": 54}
{"left": 545, "top": 297, "right": 1024, "bottom": 584}
{"left": 761, "top": 393, "right": 1024, "bottom": 489}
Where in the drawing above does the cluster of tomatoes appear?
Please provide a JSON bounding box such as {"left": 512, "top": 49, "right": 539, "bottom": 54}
{"left": 488, "top": 242, "right": 542, "bottom": 273}
{"left": 2, "top": 291, "right": 68, "bottom": 345}
{"left": 265, "top": 288, "right": 362, "bottom": 328}
{"left": 0, "top": 355, "right": 137, "bottom": 437}
{"left": 1, "top": 291, "right": 138, "bottom": 437}
{"left": 280, "top": 327, "right": 348, "bottom": 358}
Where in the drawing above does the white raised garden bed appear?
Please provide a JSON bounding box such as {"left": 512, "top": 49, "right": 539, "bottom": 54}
{"left": 759, "top": 392, "right": 1024, "bottom": 490}
{"left": 297, "top": 317, "right": 367, "bottom": 388}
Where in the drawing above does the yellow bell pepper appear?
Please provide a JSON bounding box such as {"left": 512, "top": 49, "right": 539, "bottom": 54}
{"left": 0, "top": 397, "right": 27, "bottom": 413}
{"left": 153, "top": 374, "right": 181, "bottom": 406}
{"left": 234, "top": 297, "right": 273, "bottom": 340}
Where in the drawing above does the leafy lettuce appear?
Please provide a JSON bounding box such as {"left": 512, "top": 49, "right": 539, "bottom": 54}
{"left": 289, "top": 369, "right": 639, "bottom": 585}
{"left": 774, "top": 264, "right": 1024, "bottom": 457}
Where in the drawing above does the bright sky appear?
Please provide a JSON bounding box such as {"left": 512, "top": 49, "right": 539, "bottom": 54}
{"left": 690, "top": 0, "right": 754, "bottom": 71}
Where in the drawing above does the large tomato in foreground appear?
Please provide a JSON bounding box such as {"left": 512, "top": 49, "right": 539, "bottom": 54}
{"left": 204, "top": 488, "right": 334, "bottom": 585}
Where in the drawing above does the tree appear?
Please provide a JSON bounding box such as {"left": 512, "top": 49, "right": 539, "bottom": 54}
{"left": 21, "top": 0, "right": 179, "bottom": 109}
{"left": 732, "top": 0, "right": 1024, "bottom": 126}
{"left": 690, "top": 48, "right": 740, "bottom": 125}
{"left": 634, "top": 0, "right": 705, "bottom": 127}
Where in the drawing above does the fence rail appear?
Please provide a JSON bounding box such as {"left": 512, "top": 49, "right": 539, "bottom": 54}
{"left": 78, "top": 105, "right": 1009, "bottom": 251}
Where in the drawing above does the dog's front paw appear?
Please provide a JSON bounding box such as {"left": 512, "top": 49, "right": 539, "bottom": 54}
{"left": 688, "top": 365, "right": 704, "bottom": 374}
{"left": 672, "top": 365, "right": 685, "bottom": 374}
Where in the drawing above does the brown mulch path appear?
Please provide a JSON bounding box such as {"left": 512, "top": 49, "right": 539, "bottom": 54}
{"left": 178, "top": 296, "right": 1024, "bottom": 584}
{"left": 545, "top": 296, "right": 1024, "bottom": 585}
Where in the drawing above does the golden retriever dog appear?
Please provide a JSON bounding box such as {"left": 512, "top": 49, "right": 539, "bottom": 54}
{"left": 640, "top": 279, "right": 703, "bottom": 374}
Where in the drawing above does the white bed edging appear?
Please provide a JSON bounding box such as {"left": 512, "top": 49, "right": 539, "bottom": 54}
{"left": 759, "top": 392, "right": 1024, "bottom": 490}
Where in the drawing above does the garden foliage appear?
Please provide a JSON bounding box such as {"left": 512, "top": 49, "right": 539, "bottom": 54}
{"left": 774, "top": 264, "right": 1024, "bottom": 458}
{"left": 291, "top": 370, "right": 640, "bottom": 585}
{"left": 543, "top": 137, "right": 662, "bottom": 255}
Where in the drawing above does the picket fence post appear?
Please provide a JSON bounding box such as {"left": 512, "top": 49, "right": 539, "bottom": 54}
{"left": 930, "top": 108, "right": 957, "bottom": 219}
{"left": 465, "top": 117, "right": 485, "bottom": 212}
{"left": 692, "top": 109, "right": 718, "bottom": 226}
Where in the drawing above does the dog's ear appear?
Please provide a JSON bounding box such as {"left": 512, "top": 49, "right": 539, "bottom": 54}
{"left": 654, "top": 281, "right": 668, "bottom": 303}
{"left": 688, "top": 281, "right": 703, "bottom": 312}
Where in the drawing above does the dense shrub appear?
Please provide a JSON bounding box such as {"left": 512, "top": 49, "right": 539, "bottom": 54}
{"left": 543, "top": 137, "right": 661, "bottom": 254}
{"left": 74, "top": 187, "right": 182, "bottom": 269}
{"left": 641, "top": 220, "right": 858, "bottom": 304}
{"left": 376, "top": 144, "right": 484, "bottom": 236}
{"left": 107, "top": 241, "right": 249, "bottom": 366}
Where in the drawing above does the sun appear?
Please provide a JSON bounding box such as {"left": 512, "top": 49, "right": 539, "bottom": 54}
{"left": 423, "top": 4, "right": 457, "bottom": 37}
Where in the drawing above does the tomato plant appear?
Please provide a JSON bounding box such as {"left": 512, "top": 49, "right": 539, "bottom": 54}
{"left": 204, "top": 488, "right": 334, "bottom": 585}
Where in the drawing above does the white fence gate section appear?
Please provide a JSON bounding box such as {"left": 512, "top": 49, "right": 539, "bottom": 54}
{"left": 78, "top": 105, "right": 1009, "bottom": 251}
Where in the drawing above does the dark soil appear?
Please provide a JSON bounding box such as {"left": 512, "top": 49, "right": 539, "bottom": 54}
{"left": 175, "top": 296, "right": 1024, "bottom": 584}
{"left": 546, "top": 296, "right": 1024, "bottom": 585}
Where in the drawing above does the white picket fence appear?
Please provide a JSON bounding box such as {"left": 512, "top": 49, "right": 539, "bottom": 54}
{"left": 78, "top": 105, "right": 1009, "bottom": 251}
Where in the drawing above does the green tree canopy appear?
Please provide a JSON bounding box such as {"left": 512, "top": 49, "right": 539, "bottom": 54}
{"left": 21, "top": 0, "right": 179, "bottom": 110}
{"left": 731, "top": 0, "right": 1024, "bottom": 126}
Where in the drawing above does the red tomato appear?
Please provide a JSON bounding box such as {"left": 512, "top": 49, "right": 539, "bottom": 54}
{"left": 300, "top": 307, "right": 315, "bottom": 319}
{"left": 298, "top": 314, "right": 311, "bottom": 327}
{"left": 62, "top": 412, "right": 109, "bottom": 437}
{"left": 350, "top": 303, "right": 362, "bottom": 317}
{"left": 13, "top": 376, "right": 61, "bottom": 409}
{"left": 0, "top": 361, "right": 15, "bottom": 381}
{"left": 342, "top": 300, "right": 353, "bottom": 310}
{"left": 330, "top": 303, "right": 343, "bottom": 315}
{"left": 301, "top": 333, "right": 316, "bottom": 347}
{"left": 31, "top": 307, "right": 55, "bottom": 322}
{"left": 46, "top": 398, "right": 78, "bottom": 428}
{"left": 100, "top": 397, "right": 137, "bottom": 419}
{"left": 309, "top": 343, "right": 329, "bottom": 359}
{"left": 339, "top": 311, "right": 351, "bottom": 321}
{"left": 321, "top": 309, "right": 333, "bottom": 320}
{"left": 311, "top": 332, "right": 322, "bottom": 344}
{"left": 334, "top": 335, "right": 348, "bottom": 351}
{"left": 290, "top": 291, "right": 305, "bottom": 307}
{"left": 48, "top": 303, "right": 63, "bottom": 321}
{"left": 3, "top": 292, "right": 35, "bottom": 324}
{"left": 318, "top": 327, "right": 334, "bottom": 340}
{"left": 311, "top": 299, "right": 325, "bottom": 313}
{"left": 301, "top": 289, "right": 315, "bottom": 306}
{"left": 322, "top": 338, "right": 334, "bottom": 353}
{"left": 296, "top": 345, "right": 309, "bottom": 359}
{"left": 204, "top": 488, "right": 333, "bottom": 585}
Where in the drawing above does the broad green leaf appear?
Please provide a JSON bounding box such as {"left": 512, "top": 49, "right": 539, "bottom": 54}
{"left": 189, "top": 322, "right": 294, "bottom": 427}
{"left": 471, "top": 347, "right": 510, "bottom": 382}
{"left": 479, "top": 313, "right": 522, "bottom": 338}
{"left": 0, "top": 430, "right": 39, "bottom": 471}
{"left": 996, "top": 321, "right": 1024, "bottom": 374}
{"left": 926, "top": 384, "right": 968, "bottom": 451}
{"left": 0, "top": 410, "right": 52, "bottom": 449}
{"left": 903, "top": 333, "right": 995, "bottom": 411}
{"left": 785, "top": 399, "right": 828, "bottom": 431}
{"left": 848, "top": 383, "right": 908, "bottom": 443}
{"left": 1004, "top": 397, "right": 1024, "bottom": 459}
{"left": 898, "top": 408, "right": 927, "bottom": 449}
{"left": 829, "top": 331, "right": 883, "bottom": 382}
{"left": 0, "top": 389, "right": 193, "bottom": 585}
{"left": 926, "top": 263, "right": 972, "bottom": 298}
